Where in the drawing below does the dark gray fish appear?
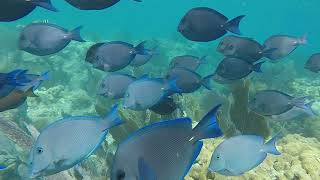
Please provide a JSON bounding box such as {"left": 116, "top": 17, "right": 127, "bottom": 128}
{"left": 170, "top": 55, "right": 206, "bottom": 71}
{"left": 130, "top": 47, "right": 158, "bottom": 67}
{"left": 305, "top": 53, "right": 320, "bottom": 73}
{"left": 99, "top": 73, "right": 136, "bottom": 99}
{"left": 65, "top": 0, "right": 141, "bottom": 10}
{"left": 215, "top": 57, "right": 264, "bottom": 80}
{"left": 178, "top": 7, "right": 245, "bottom": 42}
{"left": 19, "top": 23, "right": 85, "bottom": 56}
{"left": 85, "top": 41, "right": 147, "bottom": 72}
{"left": 0, "top": 0, "right": 57, "bottom": 22}
{"left": 166, "top": 67, "right": 212, "bottom": 93}
{"left": 217, "top": 35, "right": 273, "bottom": 63}
{"left": 111, "top": 104, "right": 223, "bottom": 180}
{"left": 149, "top": 97, "right": 178, "bottom": 115}
{"left": 249, "top": 90, "right": 314, "bottom": 116}
{"left": 263, "top": 35, "right": 307, "bottom": 60}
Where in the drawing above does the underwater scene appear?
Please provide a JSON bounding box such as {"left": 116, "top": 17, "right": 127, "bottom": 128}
{"left": 0, "top": 0, "right": 320, "bottom": 179}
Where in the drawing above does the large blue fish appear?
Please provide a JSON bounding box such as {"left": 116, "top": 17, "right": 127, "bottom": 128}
{"left": 111, "top": 104, "right": 223, "bottom": 180}
{"left": 28, "top": 105, "right": 123, "bottom": 178}
{"left": 209, "top": 135, "right": 280, "bottom": 176}
{"left": 19, "top": 23, "right": 85, "bottom": 56}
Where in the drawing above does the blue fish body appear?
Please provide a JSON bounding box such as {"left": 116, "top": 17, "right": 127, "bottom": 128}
{"left": 111, "top": 104, "right": 223, "bottom": 180}
{"left": 209, "top": 135, "right": 280, "bottom": 176}
{"left": 28, "top": 105, "right": 122, "bottom": 178}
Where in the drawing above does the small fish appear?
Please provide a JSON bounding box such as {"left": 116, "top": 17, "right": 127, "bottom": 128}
{"left": 99, "top": 73, "right": 136, "bottom": 99}
{"left": 214, "top": 57, "right": 264, "bottom": 80}
{"left": 111, "top": 104, "right": 223, "bottom": 180}
{"left": 123, "top": 75, "right": 181, "bottom": 110}
{"left": 166, "top": 67, "right": 212, "bottom": 93}
{"left": 209, "top": 135, "right": 280, "bottom": 176}
{"left": 85, "top": 41, "right": 147, "bottom": 72}
{"left": 149, "top": 97, "right": 178, "bottom": 115}
{"left": 178, "top": 7, "right": 245, "bottom": 42}
{"left": 19, "top": 23, "right": 85, "bottom": 56}
{"left": 263, "top": 35, "right": 307, "bottom": 60}
{"left": 28, "top": 105, "right": 123, "bottom": 178}
{"left": 0, "top": 0, "right": 57, "bottom": 22}
{"left": 249, "top": 90, "right": 314, "bottom": 116}
{"left": 170, "top": 55, "right": 206, "bottom": 71}
{"left": 217, "top": 35, "right": 274, "bottom": 63}
{"left": 130, "top": 47, "right": 158, "bottom": 67}
{"left": 65, "top": 0, "right": 141, "bottom": 10}
{"left": 305, "top": 53, "right": 320, "bottom": 73}
{"left": 15, "top": 71, "right": 49, "bottom": 92}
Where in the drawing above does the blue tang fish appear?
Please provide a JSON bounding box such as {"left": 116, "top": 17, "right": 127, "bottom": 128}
{"left": 111, "top": 104, "right": 223, "bottom": 180}
{"left": 28, "top": 105, "right": 123, "bottom": 178}
{"left": 123, "top": 75, "right": 181, "bottom": 110}
{"left": 209, "top": 135, "right": 281, "bottom": 176}
{"left": 85, "top": 41, "right": 147, "bottom": 72}
{"left": 19, "top": 23, "right": 85, "bottom": 56}
{"left": 99, "top": 73, "right": 136, "bottom": 99}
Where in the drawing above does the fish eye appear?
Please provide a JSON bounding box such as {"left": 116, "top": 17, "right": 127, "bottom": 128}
{"left": 216, "top": 155, "right": 220, "bottom": 159}
{"left": 116, "top": 169, "right": 125, "bottom": 180}
{"left": 36, "top": 147, "right": 44, "bottom": 154}
{"left": 228, "top": 45, "right": 234, "bottom": 50}
{"left": 125, "top": 93, "right": 129, "bottom": 97}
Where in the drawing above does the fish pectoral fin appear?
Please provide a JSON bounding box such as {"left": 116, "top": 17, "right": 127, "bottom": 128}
{"left": 53, "top": 158, "right": 68, "bottom": 168}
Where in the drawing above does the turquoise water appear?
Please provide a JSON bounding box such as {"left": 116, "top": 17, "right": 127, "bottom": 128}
{"left": 1, "top": 0, "right": 320, "bottom": 179}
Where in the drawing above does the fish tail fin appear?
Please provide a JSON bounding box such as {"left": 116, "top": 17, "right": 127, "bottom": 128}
{"left": 32, "top": 0, "right": 58, "bottom": 12}
{"left": 252, "top": 61, "right": 264, "bottom": 73}
{"left": 166, "top": 78, "right": 182, "bottom": 94}
{"left": 102, "top": 104, "right": 123, "bottom": 131}
{"left": 40, "top": 71, "right": 49, "bottom": 81}
{"left": 191, "top": 104, "right": 223, "bottom": 143}
{"left": 224, "top": 15, "right": 245, "bottom": 35}
{"left": 70, "top": 26, "right": 86, "bottom": 42}
{"left": 298, "top": 34, "right": 308, "bottom": 45}
{"left": 138, "top": 158, "right": 157, "bottom": 180}
{"left": 262, "top": 135, "right": 281, "bottom": 155}
{"left": 134, "top": 41, "right": 147, "bottom": 55}
{"left": 150, "top": 46, "right": 160, "bottom": 56}
{"left": 290, "top": 96, "right": 313, "bottom": 111}
{"left": 202, "top": 74, "right": 213, "bottom": 90}
{"left": 305, "top": 101, "right": 317, "bottom": 116}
